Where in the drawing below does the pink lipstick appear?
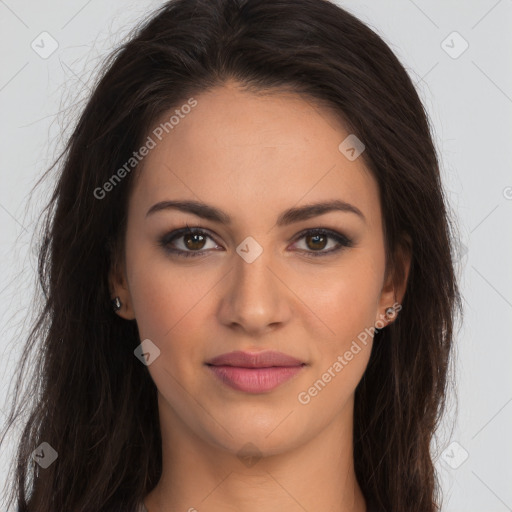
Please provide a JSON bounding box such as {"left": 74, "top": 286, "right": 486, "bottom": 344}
{"left": 205, "top": 350, "right": 306, "bottom": 393}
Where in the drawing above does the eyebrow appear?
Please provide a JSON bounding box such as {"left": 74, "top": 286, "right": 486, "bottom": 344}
{"left": 146, "top": 199, "right": 366, "bottom": 225}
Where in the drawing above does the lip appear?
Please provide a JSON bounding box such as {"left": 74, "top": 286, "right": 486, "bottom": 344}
{"left": 206, "top": 350, "right": 305, "bottom": 368}
{"left": 205, "top": 350, "right": 306, "bottom": 393}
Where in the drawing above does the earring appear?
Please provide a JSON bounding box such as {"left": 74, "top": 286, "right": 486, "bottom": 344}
{"left": 385, "top": 306, "right": 399, "bottom": 321}
{"left": 112, "top": 296, "right": 122, "bottom": 312}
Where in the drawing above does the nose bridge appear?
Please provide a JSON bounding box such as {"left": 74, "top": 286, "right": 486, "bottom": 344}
{"left": 235, "top": 247, "right": 273, "bottom": 298}
{"left": 219, "top": 236, "right": 289, "bottom": 332}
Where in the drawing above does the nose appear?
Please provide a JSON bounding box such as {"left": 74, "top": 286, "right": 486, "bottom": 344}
{"left": 217, "top": 242, "right": 292, "bottom": 336}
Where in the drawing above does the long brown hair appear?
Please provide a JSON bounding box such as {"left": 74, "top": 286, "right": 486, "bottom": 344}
{"left": 0, "top": 0, "right": 463, "bottom": 510}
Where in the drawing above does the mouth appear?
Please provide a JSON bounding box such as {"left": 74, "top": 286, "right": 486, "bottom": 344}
{"left": 205, "top": 350, "right": 305, "bottom": 368}
{"left": 205, "top": 350, "right": 306, "bottom": 393}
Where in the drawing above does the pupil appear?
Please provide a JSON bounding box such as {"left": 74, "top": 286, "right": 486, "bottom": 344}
{"left": 308, "top": 234, "right": 326, "bottom": 250}
{"left": 185, "top": 233, "right": 205, "bottom": 250}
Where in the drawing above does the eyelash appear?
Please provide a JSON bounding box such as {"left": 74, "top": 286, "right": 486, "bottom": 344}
{"left": 158, "top": 224, "right": 354, "bottom": 259}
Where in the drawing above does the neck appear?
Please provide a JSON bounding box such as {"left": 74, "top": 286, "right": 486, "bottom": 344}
{"left": 144, "top": 393, "right": 367, "bottom": 512}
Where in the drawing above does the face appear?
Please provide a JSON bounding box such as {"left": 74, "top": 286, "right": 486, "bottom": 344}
{"left": 111, "top": 80, "right": 405, "bottom": 458}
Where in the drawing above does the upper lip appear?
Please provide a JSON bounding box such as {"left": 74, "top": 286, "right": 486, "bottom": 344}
{"left": 206, "top": 350, "right": 305, "bottom": 368}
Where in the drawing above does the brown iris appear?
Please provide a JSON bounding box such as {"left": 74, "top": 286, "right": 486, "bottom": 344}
{"left": 305, "top": 233, "right": 327, "bottom": 251}
{"left": 184, "top": 232, "right": 207, "bottom": 250}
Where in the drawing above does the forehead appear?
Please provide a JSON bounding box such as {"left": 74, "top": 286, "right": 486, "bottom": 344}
{"left": 130, "top": 83, "right": 381, "bottom": 230}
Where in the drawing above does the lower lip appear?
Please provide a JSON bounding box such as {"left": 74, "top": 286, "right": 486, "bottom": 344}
{"left": 206, "top": 364, "right": 305, "bottom": 393}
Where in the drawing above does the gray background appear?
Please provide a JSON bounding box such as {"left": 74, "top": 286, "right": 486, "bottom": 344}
{"left": 0, "top": 1, "right": 511, "bottom": 510}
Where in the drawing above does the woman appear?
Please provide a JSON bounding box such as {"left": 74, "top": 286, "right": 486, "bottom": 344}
{"left": 0, "top": 0, "right": 462, "bottom": 511}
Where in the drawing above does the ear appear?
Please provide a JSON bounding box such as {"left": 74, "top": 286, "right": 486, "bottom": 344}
{"left": 375, "top": 233, "right": 412, "bottom": 327}
{"left": 108, "top": 237, "right": 136, "bottom": 320}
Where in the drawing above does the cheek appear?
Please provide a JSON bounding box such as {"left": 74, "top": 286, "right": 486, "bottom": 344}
{"left": 296, "top": 266, "right": 380, "bottom": 414}
{"left": 129, "top": 271, "right": 205, "bottom": 348}
{"left": 124, "top": 237, "right": 196, "bottom": 342}
{"left": 126, "top": 257, "right": 210, "bottom": 405}
{"left": 296, "top": 257, "right": 383, "bottom": 344}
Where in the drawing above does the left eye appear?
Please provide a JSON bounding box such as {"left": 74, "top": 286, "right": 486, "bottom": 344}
{"left": 290, "top": 228, "right": 354, "bottom": 257}
{"left": 159, "top": 226, "right": 354, "bottom": 258}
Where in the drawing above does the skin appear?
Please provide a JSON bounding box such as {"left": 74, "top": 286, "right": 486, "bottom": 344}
{"left": 110, "top": 79, "right": 410, "bottom": 512}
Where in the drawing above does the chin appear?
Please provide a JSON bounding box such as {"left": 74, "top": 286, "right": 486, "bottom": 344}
{"left": 201, "top": 419, "right": 305, "bottom": 459}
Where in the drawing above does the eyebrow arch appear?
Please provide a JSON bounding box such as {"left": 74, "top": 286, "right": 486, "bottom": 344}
{"left": 146, "top": 199, "right": 366, "bottom": 225}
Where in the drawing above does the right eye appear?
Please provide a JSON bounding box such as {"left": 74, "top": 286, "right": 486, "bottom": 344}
{"left": 158, "top": 225, "right": 223, "bottom": 258}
